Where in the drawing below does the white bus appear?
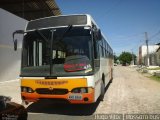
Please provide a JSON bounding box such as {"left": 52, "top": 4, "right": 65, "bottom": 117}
{"left": 13, "top": 14, "right": 113, "bottom": 104}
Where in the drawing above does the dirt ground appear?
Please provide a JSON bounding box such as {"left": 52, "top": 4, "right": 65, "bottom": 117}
{"left": 96, "top": 65, "right": 160, "bottom": 114}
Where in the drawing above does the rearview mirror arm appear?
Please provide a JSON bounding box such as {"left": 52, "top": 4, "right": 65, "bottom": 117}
{"left": 12, "top": 30, "right": 24, "bottom": 43}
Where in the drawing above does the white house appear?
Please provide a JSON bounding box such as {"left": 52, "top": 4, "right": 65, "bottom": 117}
{"left": 139, "top": 45, "right": 159, "bottom": 66}
{"left": 156, "top": 46, "right": 160, "bottom": 66}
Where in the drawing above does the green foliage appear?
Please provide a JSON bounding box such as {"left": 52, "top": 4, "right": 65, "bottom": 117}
{"left": 114, "top": 55, "right": 118, "bottom": 63}
{"left": 147, "top": 67, "right": 160, "bottom": 70}
{"left": 118, "top": 52, "right": 132, "bottom": 65}
{"left": 149, "top": 76, "right": 160, "bottom": 82}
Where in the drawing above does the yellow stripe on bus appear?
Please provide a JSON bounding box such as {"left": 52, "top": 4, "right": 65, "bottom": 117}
{"left": 21, "top": 78, "right": 87, "bottom": 91}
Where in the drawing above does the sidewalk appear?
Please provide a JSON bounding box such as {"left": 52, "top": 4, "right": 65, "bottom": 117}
{"left": 0, "top": 79, "right": 22, "bottom": 104}
{"left": 136, "top": 65, "right": 160, "bottom": 77}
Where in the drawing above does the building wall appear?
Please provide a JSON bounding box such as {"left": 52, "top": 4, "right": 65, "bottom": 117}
{"left": 138, "top": 47, "right": 142, "bottom": 65}
{"left": 139, "top": 45, "right": 159, "bottom": 65}
{"left": 0, "top": 8, "right": 27, "bottom": 82}
{"left": 149, "top": 53, "right": 156, "bottom": 66}
{"left": 156, "top": 49, "right": 160, "bottom": 66}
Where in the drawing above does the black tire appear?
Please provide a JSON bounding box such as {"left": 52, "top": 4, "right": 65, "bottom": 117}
{"left": 110, "top": 68, "right": 113, "bottom": 83}
{"left": 99, "top": 81, "right": 105, "bottom": 101}
{"left": 110, "top": 77, "right": 113, "bottom": 83}
{"left": 18, "top": 111, "right": 28, "bottom": 120}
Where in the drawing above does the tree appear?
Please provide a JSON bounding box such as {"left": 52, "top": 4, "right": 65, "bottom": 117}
{"left": 114, "top": 54, "right": 118, "bottom": 63}
{"left": 119, "top": 52, "right": 132, "bottom": 65}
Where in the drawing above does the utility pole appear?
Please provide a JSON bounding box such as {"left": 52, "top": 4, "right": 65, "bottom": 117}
{"left": 145, "top": 32, "right": 149, "bottom": 66}
{"left": 131, "top": 49, "right": 134, "bottom": 65}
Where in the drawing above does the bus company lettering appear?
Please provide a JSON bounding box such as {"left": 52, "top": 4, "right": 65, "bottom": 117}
{"left": 35, "top": 80, "right": 68, "bottom": 86}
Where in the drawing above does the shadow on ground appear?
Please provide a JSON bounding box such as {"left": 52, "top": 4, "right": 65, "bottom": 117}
{"left": 27, "top": 100, "right": 100, "bottom": 116}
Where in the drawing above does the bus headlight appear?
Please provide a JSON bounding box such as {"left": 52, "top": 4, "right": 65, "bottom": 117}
{"left": 21, "top": 86, "right": 34, "bottom": 93}
{"left": 28, "top": 87, "right": 34, "bottom": 93}
{"left": 21, "top": 87, "right": 27, "bottom": 92}
{"left": 71, "top": 87, "right": 88, "bottom": 93}
{"left": 80, "top": 88, "right": 87, "bottom": 93}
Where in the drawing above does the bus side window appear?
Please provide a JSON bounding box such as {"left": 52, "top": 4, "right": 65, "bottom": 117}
{"left": 94, "top": 41, "right": 100, "bottom": 68}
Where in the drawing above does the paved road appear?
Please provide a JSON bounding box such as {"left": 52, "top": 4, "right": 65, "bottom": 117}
{"left": 26, "top": 66, "right": 160, "bottom": 120}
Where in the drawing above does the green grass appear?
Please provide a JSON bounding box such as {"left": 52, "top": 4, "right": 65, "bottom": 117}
{"left": 149, "top": 75, "right": 160, "bottom": 82}
{"left": 147, "top": 67, "right": 160, "bottom": 70}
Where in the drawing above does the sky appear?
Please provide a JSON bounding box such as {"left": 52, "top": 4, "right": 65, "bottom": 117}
{"left": 56, "top": 0, "right": 160, "bottom": 55}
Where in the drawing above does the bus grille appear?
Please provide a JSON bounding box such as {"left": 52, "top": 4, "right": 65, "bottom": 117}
{"left": 36, "top": 88, "right": 68, "bottom": 95}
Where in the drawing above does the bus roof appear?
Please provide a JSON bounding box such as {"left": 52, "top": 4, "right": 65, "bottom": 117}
{"left": 26, "top": 14, "right": 99, "bottom": 31}
{"left": 25, "top": 14, "right": 112, "bottom": 51}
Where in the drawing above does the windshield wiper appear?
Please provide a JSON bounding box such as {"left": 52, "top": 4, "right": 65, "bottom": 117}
{"left": 56, "top": 25, "right": 73, "bottom": 42}
{"left": 35, "top": 29, "right": 49, "bottom": 42}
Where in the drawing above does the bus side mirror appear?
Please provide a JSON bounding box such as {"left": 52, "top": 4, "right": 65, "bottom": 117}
{"left": 14, "top": 39, "right": 17, "bottom": 51}
{"left": 12, "top": 30, "right": 24, "bottom": 51}
{"left": 93, "top": 29, "right": 102, "bottom": 40}
{"left": 97, "top": 29, "right": 102, "bottom": 40}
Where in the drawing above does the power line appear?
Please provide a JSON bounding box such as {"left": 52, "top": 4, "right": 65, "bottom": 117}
{"left": 109, "top": 33, "right": 144, "bottom": 40}
{"left": 149, "top": 30, "right": 160, "bottom": 40}
{"left": 150, "top": 37, "right": 160, "bottom": 44}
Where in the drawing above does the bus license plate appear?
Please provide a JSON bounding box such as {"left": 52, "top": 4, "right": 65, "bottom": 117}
{"left": 68, "top": 94, "right": 82, "bottom": 100}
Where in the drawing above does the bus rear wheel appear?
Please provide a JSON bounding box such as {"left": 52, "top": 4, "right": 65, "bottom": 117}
{"left": 99, "top": 81, "right": 105, "bottom": 101}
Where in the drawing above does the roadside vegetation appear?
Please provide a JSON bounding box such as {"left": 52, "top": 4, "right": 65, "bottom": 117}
{"left": 136, "top": 66, "right": 160, "bottom": 82}
{"left": 148, "top": 75, "right": 160, "bottom": 82}
{"left": 114, "top": 51, "right": 136, "bottom": 65}
{"left": 147, "top": 67, "right": 160, "bottom": 70}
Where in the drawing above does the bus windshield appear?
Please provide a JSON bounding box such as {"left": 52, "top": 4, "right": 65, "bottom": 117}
{"left": 21, "top": 26, "right": 93, "bottom": 77}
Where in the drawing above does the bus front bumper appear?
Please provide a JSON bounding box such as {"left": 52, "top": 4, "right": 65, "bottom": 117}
{"left": 21, "top": 89, "right": 94, "bottom": 104}
{"left": 21, "top": 78, "right": 95, "bottom": 104}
